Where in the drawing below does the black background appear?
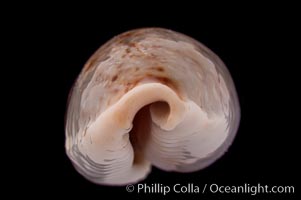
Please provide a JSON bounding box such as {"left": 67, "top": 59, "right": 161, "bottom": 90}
{"left": 16, "top": 4, "right": 298, "bottom": 199}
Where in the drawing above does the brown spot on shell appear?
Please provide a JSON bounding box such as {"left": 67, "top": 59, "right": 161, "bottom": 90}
{"left": 112, "top": 75, "right": 118, "bottom": 82}
{"left": 157, "top": 67, "right": 164, "bottom": 72}
{"left": 128, "top": 42, "right": 136, "bottom": 48}
{"left": 118, "top": 32, "right": 135, "bottom": 45}
{"left": 150, "top": 66, "right": 165, "bottom": 72}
